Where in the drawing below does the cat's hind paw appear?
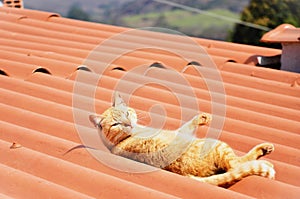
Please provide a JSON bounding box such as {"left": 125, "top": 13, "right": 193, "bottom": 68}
{"left": 259, "top": 160, "right": 275, "bottom": 179}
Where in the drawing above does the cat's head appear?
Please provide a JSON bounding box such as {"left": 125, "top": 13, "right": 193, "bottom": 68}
{"left": 89, "top": 92, "right": 137, "bottom": 147}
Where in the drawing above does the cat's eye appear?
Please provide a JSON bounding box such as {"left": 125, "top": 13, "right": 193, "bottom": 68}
{"left": 112, "top": 123, "right": 121, "bottom": 127}
{"left": 123, "top": 123, "right": 131, "bottom": 127}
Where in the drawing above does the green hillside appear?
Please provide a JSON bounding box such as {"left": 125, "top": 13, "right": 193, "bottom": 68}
{"left": 24, "top": 0, "right": 245, "bottom": 40}
{"left": 122, "top": 9, "right": 239, "bottom": 40}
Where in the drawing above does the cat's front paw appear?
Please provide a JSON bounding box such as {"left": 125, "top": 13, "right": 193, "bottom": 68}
{"left": 256, "top": 143, "right": 274, "bottom": 156}
{"left": 250, "top": 143, "right": 274, "bottom": 160}
{"left": 194, "top": 113, "right": 212, "bottom": 126}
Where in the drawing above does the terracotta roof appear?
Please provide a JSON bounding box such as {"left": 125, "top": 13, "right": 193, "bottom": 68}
{"left": 0, "top": 7, "right": 300, "bottom": 199}
{"left": 261, "top": 24, "right": 300, "bottom": 43}
{"left": 2, "top": 0, "right": 24, "bottom": 9}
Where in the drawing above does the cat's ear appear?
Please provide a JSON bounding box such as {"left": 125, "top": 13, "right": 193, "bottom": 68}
{"left": 89, "top": 114, "right": 104, "bottom": 127}
{"left": 113, "top": 92, "right": 126, "bottom": 107}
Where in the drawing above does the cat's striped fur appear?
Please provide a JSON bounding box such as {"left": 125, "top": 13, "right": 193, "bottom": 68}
{"left": 90, "top": 92, "right": 275, "bottom": 187}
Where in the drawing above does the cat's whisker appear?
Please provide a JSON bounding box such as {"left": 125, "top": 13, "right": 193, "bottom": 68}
{"left": 136, "top": 113, "right": 149, "bottom": 122}
{"left": 137, "top": 120, "right": 148, "bottom": 126}
{"left": 136, "top": 112, "right": 146, "bottom": 117}
{"left": 137, "top": 115, "right": 148, "bottom": 120}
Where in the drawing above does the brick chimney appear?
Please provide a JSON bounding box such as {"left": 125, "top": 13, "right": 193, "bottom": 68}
{"left": 2, "top": 0, "right": 23, "bottom": 8}
{"left": 261, "top": 24, "right": 300, "bottom": 73}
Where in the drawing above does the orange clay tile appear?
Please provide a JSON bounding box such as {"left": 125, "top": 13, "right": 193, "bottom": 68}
{"left": 1, "top": 7, "right": 300, "bottom": 199}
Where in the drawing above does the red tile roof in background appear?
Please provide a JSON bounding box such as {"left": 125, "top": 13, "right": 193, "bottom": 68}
{"left": 2, "top": 0, "right": 23, "bottom": 9}
{"left": 261, "top": 24, "right": 300, "bottom": 43}
{"left": 0, "top": 7, "right": 300, "bottom": 199}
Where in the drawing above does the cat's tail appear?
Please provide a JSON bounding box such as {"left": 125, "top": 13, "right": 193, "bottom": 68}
{"left": 190, "top": 160, "right": 275, "bottom": 187}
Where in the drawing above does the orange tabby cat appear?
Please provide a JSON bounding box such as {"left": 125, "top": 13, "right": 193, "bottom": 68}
{"left": 90, "top": 92, "right": 275, "bottom": 187}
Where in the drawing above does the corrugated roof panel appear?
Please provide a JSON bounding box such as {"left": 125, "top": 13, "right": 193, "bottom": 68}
{"left": 0, "top": 7, "right": 299, "bottom": 199}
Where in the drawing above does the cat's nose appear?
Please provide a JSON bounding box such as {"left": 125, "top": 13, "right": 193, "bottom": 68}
{"left": 124, "top": 122, "right": 133, "bottom": 128}
{"left": 122, "top": 118, "right": 132, "bottom": 128}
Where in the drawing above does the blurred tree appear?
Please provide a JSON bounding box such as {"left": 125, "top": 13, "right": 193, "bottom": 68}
{"left": 67, "top": 3, "right": 90, "bottom": 21}
{"left": 154, "top": 13, "right": 169, "bottom": 27}
{"left": 230, "top": 0, "right": 300, "bottom": 48}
